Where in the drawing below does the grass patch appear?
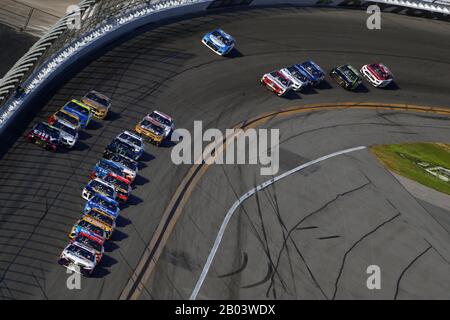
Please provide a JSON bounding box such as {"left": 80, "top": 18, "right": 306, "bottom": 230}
{"left": 370, "top": 142, "right": 450, "bottom": 195}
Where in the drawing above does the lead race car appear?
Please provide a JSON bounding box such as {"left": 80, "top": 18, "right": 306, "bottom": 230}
{"left": 81, "top": 90, "right": 111, "bottom": 119}
{"left": 260, "top": 71, "right": 293, "bottom": 97}
{"left": 360, "top": 63, "right": 394, "bottom": 88}
{"left": 202, "top": 28, "right": 235, "bottom": 56}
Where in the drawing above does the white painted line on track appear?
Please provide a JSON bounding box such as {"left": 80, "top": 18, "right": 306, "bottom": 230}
{"left": 189, "top": 145, "right": 367, "bottom": 300}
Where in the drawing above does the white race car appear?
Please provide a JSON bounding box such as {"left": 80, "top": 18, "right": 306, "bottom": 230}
{"left": 360, "top": 63, "right": 393, "bottom": 88}
{"left": 58, "top": 242, "right": 97, "bottom": 276}
{"left": 116, "top": 130, "right": 144, "bottom": 156}
{"left": 147, "top": 110, "right": 174, "bottom": 138}
{"left": 52, "top": 119, "right": 79, "bottom": 148}
{"left": 279, "top": 65, "right": 311, "bottom": 91}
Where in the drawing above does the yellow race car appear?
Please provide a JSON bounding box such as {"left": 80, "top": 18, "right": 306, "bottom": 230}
{"left": 81, "top": 90, "right": 111, "bottom": 120}
{"left": 134, "top": 116, "right": 165, "bottom": 146}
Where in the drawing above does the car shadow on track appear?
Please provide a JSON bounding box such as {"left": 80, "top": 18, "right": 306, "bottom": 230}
{"left": 115, "top": 215, "right": 131, "bottom": 228}
{"left": 354, "top": 83, "right": 370, "bottom": 93}
{"left": 120, "top": 194, "right": 143, "bottom": 209}
{"left": 104, "top": 241, "right": 119, "bottom": 253}
{"left": 140, "top": 151, "right": 155, "bottom": 162}
{"left": 133, "top": 175, "right": 149, "bottom": 187}
{"left": 316, "top": 80, "right": 333, "bottom": 90}
{"left": 106, "top": 111, "right": 122, "bottom": 122}
{"left": 226, "top": 48, "right": 244, "bottom": 59}
{"left": 383, "top": 81, "right": 400, "bottom": 90}
{"left": 111, "top": 229, "right": 128, "bottom": 242}
{"left": 88, "top": 121, "right": 103, "bottom": 131}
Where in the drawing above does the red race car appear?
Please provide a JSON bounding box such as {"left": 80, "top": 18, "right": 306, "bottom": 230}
{"left": 360, "top": 63, "right": 394, "bottom": 88}
{"left": 103, "top": 172, "right": 132, "bottom": 203}
{"left": 260, "top": 71, "right": 293, "bottom": 96}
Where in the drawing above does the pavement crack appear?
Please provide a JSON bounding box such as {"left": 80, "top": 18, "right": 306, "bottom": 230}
{"left": 332, "top": 213, "right": 401, "bottom": 300}
{"left": 394, "top": 245, "right": 432, "bottom": 300}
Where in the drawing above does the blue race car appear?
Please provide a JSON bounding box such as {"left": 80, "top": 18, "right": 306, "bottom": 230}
{"left": 202, "top": 28, "right": 235, "bottom": 56}
{"left": 90, "top": 158, "right": 127, "bottom": 180}
{"left": 62, "top": 99, "right": 92, "bottom": 128}
{"left": 84, "top": 193, "right": 120, "bottom": 219}
{"left": 297, "top": 61, "right": 325, "bottom": 86}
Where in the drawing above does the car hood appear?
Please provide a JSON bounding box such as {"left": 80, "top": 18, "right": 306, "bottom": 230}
{"left": 63, "top": 251, "right": 95, "bottom": 268}
{"left": 82, "top": 98, "right": 108, "bottom": 111}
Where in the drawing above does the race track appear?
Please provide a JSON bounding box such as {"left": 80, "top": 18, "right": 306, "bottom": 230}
{"left": 0, "top": 6, "right": 449, "bottom": 300}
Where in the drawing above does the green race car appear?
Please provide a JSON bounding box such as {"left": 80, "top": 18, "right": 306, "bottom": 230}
{"left": 329, "top": 64, "right": 362, "bottom": 90}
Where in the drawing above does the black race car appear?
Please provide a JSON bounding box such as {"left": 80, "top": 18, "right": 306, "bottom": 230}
{"left": 25, "top": 122, "right": 62, "bottom": 152}
{"left": 329, "top": 64, "right": 362, "bottom": 90}
{"left": 103, "top": 138, "right": 140, "bottom": 161}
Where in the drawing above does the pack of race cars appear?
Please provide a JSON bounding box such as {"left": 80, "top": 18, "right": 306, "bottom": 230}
{"left": 57, "top": 107, "right": 174, "bottom": 276}
{"left": 23, "top": 88, "right": 176, "bottom": 276}
{"left": 201, "top": 28, "right": 394, "bottom": 96}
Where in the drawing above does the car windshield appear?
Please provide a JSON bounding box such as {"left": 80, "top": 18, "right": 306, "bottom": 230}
{"left": 99, "top": 160, "right": 122, "bottom": 175}
{"left": 109, "top": 140, "right": 137, "bottom": 158}
{"left": 86, "top": 92, "right": 109, "bottom": 106}
{"left": 67, "top": 244, "right": 95, "bottom": 261}
{"left": 35, "top": 123, "right": 60, "bottom": 140}
{"left": 92, "top": 196, "right": 116, "bottom": 211}
{"left": 118, "top": 133, "right": 142, "bottom": 148}
{"left": 149, "top": 112, "right": 171, "bottom": 127}
{"left": 288, "top": 67, "right": 307, "bottom": 81}
{"left": 53, "top": 121, "right": 77, "bottom": 136}
{"left": 141, "top": 119, "right": 164, "bottom": 135}
{"left": 270, "top": 72, "right": 290, "bottom": 87}
{"left": 66, "top": 101, "right": 89, "bottom": 116}
{"left": 90, "top": 180, "right": 114, "bottom": 197}
{"left": 74, "top": 235, "right": 102, "bottom": 252}
{"left": 78, "top": 220, "right": 105, "bottom": 237}
{"left": 302, "top": 62, "right": 321, "bottom": 77}
{"left": 340, "top": 66, "right": 358, "bottom": 82}
{"left": 56, "top": 111, "right": 79, "bottom": 126}
{"left": 212, "top": 30, "right": 231, "bottom": 45}
{"left": 104, "top": 175, "right": 129, "bottom": 191}
{"left": 371, "top": 64, "right": 391, "bottom": 79}
{"left": 87, "top": 210, "right": 114, "bottom": 226}
{"left": 109, "top": 154, "right": 137, "bottom": 172}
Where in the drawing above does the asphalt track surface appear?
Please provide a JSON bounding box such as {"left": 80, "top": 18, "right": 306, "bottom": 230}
{"left": 0, "top": 7, "right": 449, "bottom": 300}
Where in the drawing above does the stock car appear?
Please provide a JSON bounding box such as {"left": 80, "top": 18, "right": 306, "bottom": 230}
{"left": 48, "top": 109, "right": 80, "bottom": 129}
{"left": 84, "top": 208, "right": 116, "bottom": 239}
{"left": 103, "top": 172, "right": 132, "bottom": 203}
{"left": 329, "top": 64, "right": 362, "bottom": 90}
{"left": 103, "top": 153, "right": 138, "bottom": 182}
{"left": 79, "top": 213, "right": 114, "bottom": 240}
{"left": 25, "top": 122, "right": 62, "bottom": 152}
{"left": 360, "top": 63, "right": 394, "bottom": 88}
{"left": 104, "top": 138, "right": 141, "bottom": 161}
{"left": 260, "top": 71, "right": 293, "bottom": 96}
{"left": 58, "top": 242, "right": 97, "bottom": 276}
{"left": 82, "top": 178, "right": 117, "bottom": 201}
{"left": 52, "top": 119, "right": 79, "bottom": 148}
{"left": 84, "top": 193, "right": 120, "bottom": 219}
{"left": 134, "top": 116, "right": 165, "bottom": 146}
{"left": 146, "top": 110, "right": 174, "bottom": 139}
{"left": 69, "top": 218, "right": 107, "bottom": 241}
{"left": 71, "top": 231, "right": 104, "bottom": 263}
{"left": 298, "top": 60, "right": 325, "bottom": 86}
{"left": 202, "top": 28, "right": 235, "bottom": 56}
{"left": 81, "top": 90, "right": 111, "bottom": 119}
{"left": 62, "top": 99, "right": 92, "bottom": 128}
{"left": 90, "top": 158, "right": 128, "bottom": 181}
{"left": 280, "top": 65, "right": 311, "bottom": 91}
{"left": 115, "top": 131, "right": 144, "bottom": 158}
